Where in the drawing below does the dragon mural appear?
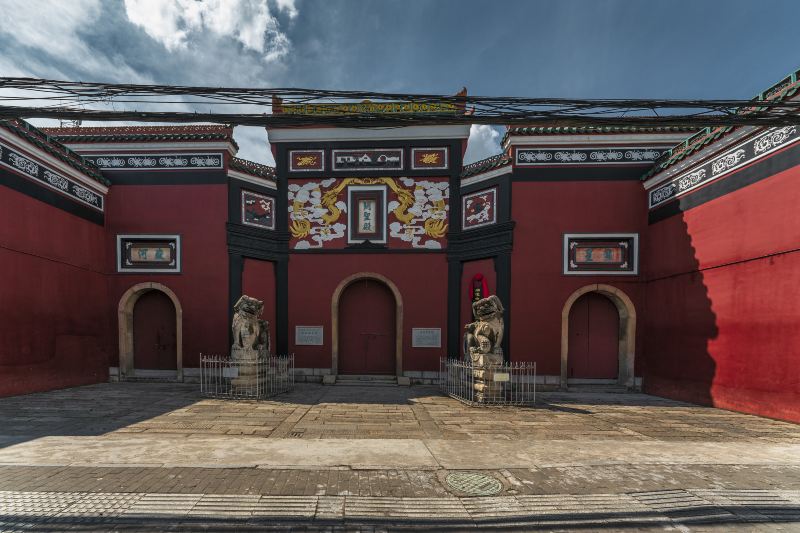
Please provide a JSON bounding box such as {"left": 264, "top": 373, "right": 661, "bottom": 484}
{"left": 288, "top": 177, "right": 448, "bottom": 249}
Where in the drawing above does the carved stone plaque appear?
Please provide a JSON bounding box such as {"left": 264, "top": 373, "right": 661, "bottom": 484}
{"left": 412, "top": 328, "right": 441, "bottom": 348}
{"left": 295, "top": 326, "right": 324, "bottom": 346}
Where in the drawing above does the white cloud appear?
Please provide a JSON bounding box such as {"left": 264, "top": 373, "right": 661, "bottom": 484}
{"left": 123, "top": 0, "right": 294, "bottom": 61}
{"left": 234, "top": 126, "right": 274, "bottom": 165}
{"left": 0, "top": 0, "right": 151, "bottom": 82}
{"left": 275, "top": 0, "right": 298, "bottom": 19}
{"left": 464, "top": 124, "right": 503, "bottom": 164}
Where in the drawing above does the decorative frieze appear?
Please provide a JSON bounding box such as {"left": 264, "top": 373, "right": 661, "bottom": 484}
{"left": 563, "top": 234, "right": 638, "bottom": 275}
{"left": 462, "top": 187, "right": 497, "bottom": 230}
{"left": 411, "top": 147, "right": 448, "bottom": 170}
{"left": 288, "top": 177, "right": 448, "bottom": 250}
{"left": 85, "top": 153, "right": 224, "bottom": 170}
{"left": 0, "top": 142, "right": 104, "bottom": 211}
{"left": 332, "top": 149, "right": 403, "bottom": 171}
{"left": 649, "top": 125, "right": 800, "bottom": 209}
{"left": 241, "top": 190, "right": 275, "bottom": 230}
{"left": 116, "top": 234, "right": 181, "bottom": 273}
{"left": 516, "top": 147, "right": 667, "bottom": 166}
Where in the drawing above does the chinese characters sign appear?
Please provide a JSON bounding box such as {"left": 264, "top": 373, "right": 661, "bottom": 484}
{"left": 348, "top": 187, "right": 385, "bottom": 242}
{"left": 563, "top": 234, "right": 638, "bottom": 275}
{"left": 117, "top": 235, "right": 181, "bottom": 273}
{"left": 358, "top": 199, "right": 377, "bottom": 233}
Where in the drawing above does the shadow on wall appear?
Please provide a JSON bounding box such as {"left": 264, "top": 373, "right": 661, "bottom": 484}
{"left": 643, "top": 211, "right": 718, "bottom": 407}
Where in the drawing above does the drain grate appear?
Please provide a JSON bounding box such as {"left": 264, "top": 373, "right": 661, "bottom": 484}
{"left": 445, "top": 472, "right": 503, "bottom": 496}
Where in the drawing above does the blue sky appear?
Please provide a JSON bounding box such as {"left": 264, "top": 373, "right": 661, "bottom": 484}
{"left": 0, "top": 0, "right": 798, "bottom": 164}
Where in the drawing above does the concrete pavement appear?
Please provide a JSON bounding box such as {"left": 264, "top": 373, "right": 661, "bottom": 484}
{"left": 0, "top": 382, "right": 799, "bottom": 530}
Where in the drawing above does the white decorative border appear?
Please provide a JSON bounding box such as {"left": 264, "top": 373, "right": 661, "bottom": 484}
{"left": 411, "top": 147, "right": 449, "bottom": 170}
{"left": 332, "top": 149, "right": 403, "bottom": 172}
{"left": 0, "top": 141, "right": 105, "bottom": 211}
{"left": 347, "top": 185, "right": 387, "bottom": 244}
{"left": 241, "top": 190, "right": 276, "bottom": 230}
{"left": 461, "top": 187, "right": 497, "bottom": 230}
{"left": 562, "top": 233, "right": 639, "bottom": 276}
{"left": 289, "top": 150, "right": 325, "bottom": 172}
{"left": 116, "top": 234, "right": 181, "bottom": 273}
{"left": 85, "top": 153, "right": 224, "bottom": 171}
{"left": 648, "top": 125, "right": 800, "bottom": 209}
{"left": 516, "top": 146, "right": 670, "bottom": 166}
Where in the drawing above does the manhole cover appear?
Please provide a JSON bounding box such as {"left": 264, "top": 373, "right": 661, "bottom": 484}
{"left": 445, "top": 472, "right": 503, "bottom": 496}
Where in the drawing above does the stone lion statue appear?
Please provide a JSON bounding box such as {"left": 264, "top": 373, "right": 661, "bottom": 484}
{"left": 231, "top": 295, "right": 270, "bottom": 359}
{"left": 464, "top": 295, "right": 504, "bottom": 364}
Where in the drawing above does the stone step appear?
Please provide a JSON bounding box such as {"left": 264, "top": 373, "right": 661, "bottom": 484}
{"left": 565, "top": 385, "right": 629, "bottom": 393}
{"left": 121, "top": 376, "right": 179, "bottom": 383}
{"left": 337, "top": 374, "right": 396, "bottom": 381}
{"left": 334, "top": 375, "right": 398, "bottom": 387}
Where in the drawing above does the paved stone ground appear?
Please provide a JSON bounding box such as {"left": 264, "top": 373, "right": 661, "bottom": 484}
{"left": 0, "top": 382, "right": 799, "bottom": 531}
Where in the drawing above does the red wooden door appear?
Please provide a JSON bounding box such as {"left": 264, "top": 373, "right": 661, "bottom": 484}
{"left": 338, "top": 279, "right": 395, "bottom": 374}
{"left": 133, "top": 290, "right": 177, "bottom": 370}
{"left": 568, "top": 292, "right": 619, "bottom": 379}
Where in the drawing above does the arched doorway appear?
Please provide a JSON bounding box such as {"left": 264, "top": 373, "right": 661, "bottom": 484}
{"left": 118, "top": 282, "right": 183, "bottom": 381}
{"left": 133, "top": 291, "right": 177, "bottom": 371}
{"left": 567, "top": 292, "right": 619, "bottom": 379}
{"left": 331, "top": 273, "right": 403, "bottom": 377}
{"left": 561, "top": 284, "right": 636, "bottom": 389}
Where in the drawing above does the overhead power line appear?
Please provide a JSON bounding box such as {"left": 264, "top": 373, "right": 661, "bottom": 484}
{"left": 0, "top": 77, "right": 799, "bottom": 128}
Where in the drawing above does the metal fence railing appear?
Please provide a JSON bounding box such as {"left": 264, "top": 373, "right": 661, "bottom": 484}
{"left": 200, "top": 354, "right": 294, "bottom": 399}
{"left": 439, "top": 357, "right": 536, "bottom": 406}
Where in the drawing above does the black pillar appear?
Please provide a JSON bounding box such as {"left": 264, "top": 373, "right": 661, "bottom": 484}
{"left": 447, "top": 258, "right": 462, "bottom": 358}
{"left": 275, "top": 257, "right": 289, "bottom": 354}
{"left": 228, "top": 253, "right": 244, "bottom": 346}
{"left": 494, "top": 252, "right": 512, "bottom": 362}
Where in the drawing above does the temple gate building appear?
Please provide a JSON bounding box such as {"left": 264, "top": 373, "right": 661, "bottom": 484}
{"left": 1, "top": 68, "right": 798, "bottom": 424}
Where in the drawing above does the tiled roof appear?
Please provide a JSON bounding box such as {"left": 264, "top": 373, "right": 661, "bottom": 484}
{"left": 503, "top": 125, "right": 697, "bottom": 145}
{"left": 229, "top": 157, "right": 275, "bottom": 179}
{"left": 0, "top": 119, "right": 108, "bottom": 185}
{"left": 644, "top": 67, "right": 800, "bottom": 180}
{"left": 461, "top": 153, "right": 511, "bottom": 178}
{"left": 43, "top": 125, "right": 239, "bottom": 150}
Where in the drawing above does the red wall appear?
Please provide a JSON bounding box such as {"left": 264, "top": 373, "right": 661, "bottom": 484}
{"left": 510, "top": 180, "right": 646, "bottom": 374}
{"left": 287, "top": 254, "right": 448, "bottom": 370}
{"left": 106, "top": 184, "right": 229, "bottom": 368}
{"left": 643, "top": 164, "right": 800, "bottom": 422}
{"left": 0, "top": 185, "right": 109, "bottom": 396}
{"left": 242, "top": 258, "right": 276, "bottom": 351}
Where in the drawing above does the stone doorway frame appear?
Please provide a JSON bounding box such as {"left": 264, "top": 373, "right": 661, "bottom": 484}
{"left": 560, "top": 283, "right": 636, "bottom": 390}
{"left": 118, "top": 282, "right": 183, "bottom": 381}
{"left": 331, "top": 272, "right": 403, "bottom": 377}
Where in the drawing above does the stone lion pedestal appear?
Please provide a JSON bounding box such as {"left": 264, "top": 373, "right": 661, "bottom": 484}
{"left": 464, "top": 295, "right": 506, "bottom": 403}
{"left": 230, "top": 295, "right": 271, "bottom": 394}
